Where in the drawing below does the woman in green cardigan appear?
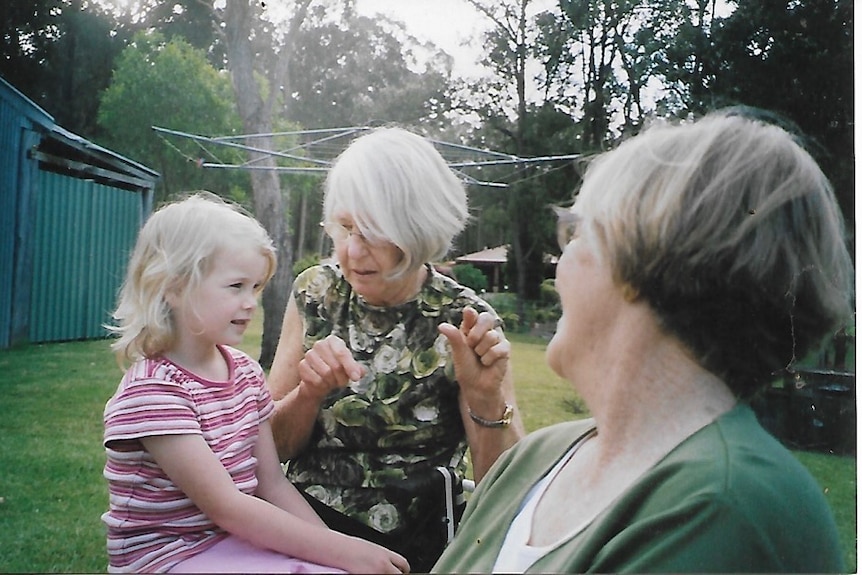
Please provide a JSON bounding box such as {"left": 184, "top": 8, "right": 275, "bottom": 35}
{"left": 433, "top": 109, "right": 853, "bottom": 574}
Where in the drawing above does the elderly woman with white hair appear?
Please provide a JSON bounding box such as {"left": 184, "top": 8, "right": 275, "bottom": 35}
{"left": 433, "top": 109, "right": 853, "bottom": 573}
{"left": 267, "top": 127, "right": 524, "bottom": 572}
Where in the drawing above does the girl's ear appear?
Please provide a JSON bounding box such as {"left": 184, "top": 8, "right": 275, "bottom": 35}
{"left": 163, "top": 279, "right": 185, "bottom": 310}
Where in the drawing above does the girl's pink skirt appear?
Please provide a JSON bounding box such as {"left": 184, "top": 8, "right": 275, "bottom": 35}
{"left": 168, "top": 534, "right": 346, "bottom": 573}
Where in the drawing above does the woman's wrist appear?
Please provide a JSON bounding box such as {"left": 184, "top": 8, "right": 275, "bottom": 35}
{"left": 468, "top": 402, "right": 514, "bottom": 428}
{"left": 295, "top": 379, "right": 330, "bottom": 404}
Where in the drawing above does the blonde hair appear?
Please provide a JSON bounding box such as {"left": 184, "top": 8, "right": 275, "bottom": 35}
{"left": 108, "top": 192, "right": 277, "bottom": 362}
{"left": 323, "top": 127, "right": 468, "bottom": 278}
{"left": 571, "top": 109, "right": 854, "bottom": 397}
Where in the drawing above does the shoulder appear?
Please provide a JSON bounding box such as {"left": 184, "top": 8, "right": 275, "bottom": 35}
{"left": 521, "top": 407, "right": 843, "bottom": 573}
{"left": 667, "top": 405, "right": 819, "bottom": 497}
{"left": 104, "top": 358, "right": 201, "bottom": 443}
{"left": 620, "top": 405, "right": 843, "bottom": 568}
{"left": 513, "top": 419, "right": 595, "bottom": 457}
{"left": 485, "top": 419, "right": 596, "bottom": 481}
{"left": 222, "top": 345, "right": 263, "bottom": 378}
{"left": 422, "top": 266, "right": 499, "bottom": 320}
{"left": 293, "top": 263, "right": 348, "bottom": 302}
{"left": 221, "top": 346, "right": 270, "bottom": 407}
{"left": 110, "top": 357, "right": 188, "bottom": 400}
{"left": 294, "top": 263, "right": 340, "bottom": 288}
{"left": 427, "top": 266, "right": 480, "bottom": 301}
{"left": 435, "top": 420, "right": 597, "bottom": 573}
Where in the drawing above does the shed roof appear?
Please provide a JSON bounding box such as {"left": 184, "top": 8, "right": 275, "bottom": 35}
{"left": 0, "top": 76, "right": 52, "bottom": 126}
{"left": 0, "top": 75, "right": 159, "bottom": 191}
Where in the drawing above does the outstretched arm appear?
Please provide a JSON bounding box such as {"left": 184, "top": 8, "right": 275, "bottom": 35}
{"left": 141, "top": 433, "right": 408, "bottom": 573}
{"left": 439, "top": 307, "right": 525, "bottom": 483}
{"left": 253, "top": 420, "right": 327, "bottom": 526}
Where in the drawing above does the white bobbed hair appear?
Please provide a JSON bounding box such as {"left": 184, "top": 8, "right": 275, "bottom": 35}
{"left": 323, "top": 127, "right": 469, "bottom": 277}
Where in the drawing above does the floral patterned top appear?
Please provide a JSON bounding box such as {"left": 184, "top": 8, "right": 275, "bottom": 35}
{"left": 286, "top": 263, "right": 500, "bottom": 535}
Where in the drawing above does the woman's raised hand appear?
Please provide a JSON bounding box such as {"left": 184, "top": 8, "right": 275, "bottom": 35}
{"left": 297, "top": 334, "right": 366, "bottom": 400}
{"left": 438, "top": 307, "right": 510, "bottom": 396}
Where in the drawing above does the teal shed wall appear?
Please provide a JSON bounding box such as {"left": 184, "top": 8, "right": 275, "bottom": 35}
{"left": 0, "top": 81, "right": 48, "bottom": 348}
{"left": 29, "top": 172, "right": 145, "bottom": 343}
{"left": 0, "top": 74, "right": 158, "bottom": 348}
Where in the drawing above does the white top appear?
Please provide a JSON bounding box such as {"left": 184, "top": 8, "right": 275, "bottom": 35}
{"left": 492, "top": 430, "right": 597, "bottom": 573}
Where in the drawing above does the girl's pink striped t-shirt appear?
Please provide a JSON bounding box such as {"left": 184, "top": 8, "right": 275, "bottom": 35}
{"left": 102, "top": 345, "right": 274, "bottom": 573}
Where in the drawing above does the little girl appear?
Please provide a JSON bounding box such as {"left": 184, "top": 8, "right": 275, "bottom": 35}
{"left": 102, "top": 193, "right": 409, "bottom": 574}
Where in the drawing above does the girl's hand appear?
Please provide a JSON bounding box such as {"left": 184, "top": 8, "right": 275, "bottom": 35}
{"left": 297, "top": 334, "right": 366, "bottom": 400}
{"left": 334, "top": 535, "right": 410, "bottom": 574}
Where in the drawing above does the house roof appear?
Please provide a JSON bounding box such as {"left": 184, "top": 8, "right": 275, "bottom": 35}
{"left": 455, "top": 245, "right": 561, "bottom": 266}
{"left": 455, "top": 245, "right": 508, "bottom": 265}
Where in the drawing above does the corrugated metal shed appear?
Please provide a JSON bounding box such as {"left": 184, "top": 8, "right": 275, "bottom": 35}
{"left": 0, "top": 75, "right": 159, "bottom": 348}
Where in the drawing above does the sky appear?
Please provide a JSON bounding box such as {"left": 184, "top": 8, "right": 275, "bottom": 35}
{"left": 353, "top": 0, "right": 493, "bottom": 78}
{"left": 353, "top": 0, "right": 559, "bottom": 107}
{"left": 105, "top": 0, "right": 550, "bottom": 80}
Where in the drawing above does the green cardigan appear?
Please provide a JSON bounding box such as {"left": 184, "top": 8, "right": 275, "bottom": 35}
{"left": 433, "top": 405, "right": 845, "bottom": 573}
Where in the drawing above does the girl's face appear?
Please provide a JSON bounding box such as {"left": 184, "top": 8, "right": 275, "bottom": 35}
{"left": 170, "top": 246, "right": 268, "bottom": 350}
{"left": 326, "top": 212, "right": 422, "bottom": 306}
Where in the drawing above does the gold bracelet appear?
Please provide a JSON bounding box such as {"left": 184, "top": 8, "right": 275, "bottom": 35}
{"left": 468, "top": 403, "right": 514, "bottom": 428}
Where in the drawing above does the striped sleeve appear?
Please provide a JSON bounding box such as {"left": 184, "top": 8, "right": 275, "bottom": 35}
{"left": 104, "top": 367, "right": 200, "bottom": 448}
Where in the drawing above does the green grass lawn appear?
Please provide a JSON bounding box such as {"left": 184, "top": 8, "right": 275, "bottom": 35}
{"left": 0, "top": 323, "right": 856, "bottom": 572}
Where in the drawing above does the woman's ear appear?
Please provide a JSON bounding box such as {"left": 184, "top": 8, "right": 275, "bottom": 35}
{"left": 621, "top": 283, "right": 640, "bottom": 303}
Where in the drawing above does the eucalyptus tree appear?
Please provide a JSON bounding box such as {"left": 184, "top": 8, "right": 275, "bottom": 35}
{"left": 284, "top": 2, "right": 453, "bottom": 131}
{"left": 136, "top": 0, "right": 225, "bottom": 65}
{"left": 556, "top": 0, "right": 628, "bottom": 149}
{"left": 214, "top": 0, "right": 316, "bottom": 367}
{"left": 103, "top": 0, "right": 311, "bottom": 365}
{"left": 453, "top": 0, "right": 581, "bottom": 302}
{"left": 642, "top": 0, "right": 853, "bottom": 230}
{"left": 98, "top": 0, "right": 461, "bottom": 365}
{"left": 283, "top": 1, "right": 456, "bottom": 268}
{"left": 551, "top": 0, "right": 719, "bottom": 144}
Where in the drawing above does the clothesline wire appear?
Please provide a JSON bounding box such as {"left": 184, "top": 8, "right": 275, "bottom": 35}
{"left": 152, "top": 125, "right": 580, "bottom": 188}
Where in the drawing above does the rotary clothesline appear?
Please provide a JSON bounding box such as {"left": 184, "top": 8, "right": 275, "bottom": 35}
{"left": 152, "top": 125, "right": 580, "bottom": 188}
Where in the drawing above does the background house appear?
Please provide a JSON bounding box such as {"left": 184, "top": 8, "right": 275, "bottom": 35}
{"left": 0, "top": 76, "right": 159, "bottom": 349}
{"left": 454, "top": 245, "right": 508, "bottom": 292}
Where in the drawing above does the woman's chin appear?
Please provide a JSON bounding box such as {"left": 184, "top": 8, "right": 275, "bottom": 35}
{"left": 545, "top": 333, "right": 564, "bottom": 378}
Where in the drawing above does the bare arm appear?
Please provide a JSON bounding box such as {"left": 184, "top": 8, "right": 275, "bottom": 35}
{"left": 439, "top": 308, "right": 525, "bottom": 483}
{"left": 141, "top": 433, "right": 408, "bottom": 573}
{"left": 253, "top": 419, "right": 326, "bottom": 526}
{"left": 267, "top": 298, "right": 365, "bottom": 461}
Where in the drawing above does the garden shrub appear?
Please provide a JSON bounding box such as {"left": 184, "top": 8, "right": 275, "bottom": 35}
{"left": 452, "top": 264, "right": 488, "bottom": 293}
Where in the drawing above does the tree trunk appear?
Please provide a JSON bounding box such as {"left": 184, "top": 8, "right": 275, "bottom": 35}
{"left": 221, "top": 0, "right": 296, "bottom": 368}
{"left": 250, "top": 159, "right": 292, "bottom": 368}
{"left": 297, "top": 188, "right": 308, "bottom": 260}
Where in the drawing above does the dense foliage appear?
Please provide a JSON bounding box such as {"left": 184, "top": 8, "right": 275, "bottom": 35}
{"left": 97, "top": 32, "right": 244, "bottom": 202}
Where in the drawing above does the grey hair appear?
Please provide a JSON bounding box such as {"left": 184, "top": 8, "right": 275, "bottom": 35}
{"left": 323, "top": 127, "right": 469, "bottom": 278}
{"left": 108, "top": 192, "right": 277, "bottom": 362}
{"left": 570, "top": 109, "right": 854, "bottom": 398}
